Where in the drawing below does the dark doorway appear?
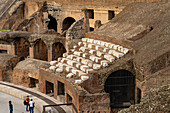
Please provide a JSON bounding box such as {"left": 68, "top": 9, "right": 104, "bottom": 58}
{"left": 34, "top": 39, "right": 48, "bottom": 61}
{"left": 88, "top": 9, "right": 94, "bottom": 19}
{"left": 48, "top": 15, "right": 57, "bottom": 32}
{"left": 137, "top": 88, "right": 141, "bottom": 104}
{"left": 0, "top": 50, "right": 7, "bottom": 54}
{"left": 62, "top": 17, "right": 76, "bottom": 31}
{"left": 14, "top": 38, "right": 30, "bottom": 58}
{"left": 58, "top": 81, "right": 65, "bottom": 95}
{"left": 104, "top": 70, "right": 135, "bottom": 108}
{"left": 52, "top": 42, "right": 66, "bottom": 60}
{"left": 90, "top": 27, "right": 94, "bottom": 31}
{"left": 30, "top": 77, "right": 39, "bottom": 88}
{"left": 46, "top": 81, "right": 54, "bottom": 94}
{"left": 108, "top": 10, "right": 115, "bottom": 20}
{"left": 67, "top": 94, "right": 72, "bottom": 103}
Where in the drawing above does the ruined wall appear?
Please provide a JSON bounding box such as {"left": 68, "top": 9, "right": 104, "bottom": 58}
{"left": 79, "top": 93, "right": 110, "bottom": 112}
{"left": 12, "top": 58, "right": 48, "bottom": 87}
{"left": 66, "top": 17, "right": 84, "bottom": 40}
{"left": 24, "top": 0, "right": 165, "bottom": 6}
{"left": 0, "top": 55, "right": 20, "bottom": 82}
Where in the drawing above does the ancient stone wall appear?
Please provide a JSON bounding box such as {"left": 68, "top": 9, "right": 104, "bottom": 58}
{"left": 66, "top": 17, "right": 84, "bottom": 40}
{"left": 24, "top": 0, "right": 165, "bottom": 6}
{"left": 79, "top": 93, "right": 110, "bottom": 112}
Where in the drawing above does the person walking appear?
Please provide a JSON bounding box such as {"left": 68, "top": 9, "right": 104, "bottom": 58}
{"left": 26, "top": 96, "right": 30, "bottom": 111}
{"left": 29, "top": 99, "right": 35, "bottom": 113}
{"left": 9, "top": 101, "right": 13, "bottom": 113}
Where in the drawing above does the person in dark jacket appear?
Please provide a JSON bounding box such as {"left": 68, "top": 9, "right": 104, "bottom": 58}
{"left": 9, "top": 101, "right": 13, "bottom": 113}
{"left": 26, "top": 96, "right": 30, "bottom": 111}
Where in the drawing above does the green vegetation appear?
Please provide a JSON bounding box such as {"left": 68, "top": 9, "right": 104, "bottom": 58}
{"left": 0, "top": 30, "right": 13, "bottom": 32}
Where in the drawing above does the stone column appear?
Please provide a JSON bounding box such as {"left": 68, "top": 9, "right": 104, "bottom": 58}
{"left": 48, "top": 44, "right": 53, "bottom": 62}
{"left": 0, "top": 69, "right": 3, "bottom": 81}
{"left": 54, "top": 81, "right": 58, "bottom": 99}
{"left": 29, "top": 46, "right": 34, "bottom": 59}
{"left": 10, "top": 44, "right": 15, "bottom": 55}
{"left": 82, "top": 9, "right": 90, "bottom": 34}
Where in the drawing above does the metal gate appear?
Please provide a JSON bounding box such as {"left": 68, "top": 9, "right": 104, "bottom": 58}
{"left": 104, "top": 70, "right": 135, "bottom": 108}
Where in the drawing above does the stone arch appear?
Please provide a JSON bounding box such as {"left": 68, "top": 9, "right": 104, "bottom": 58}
{"left": 48, "top": 15, "right": 57, "bottom": 32}
{"left": 52, "top": 42, "right": 66, "bottom": 60}
{"left": 34, "top": 39, "right": 48, "bottom": 61}
{"left": 13, "top": 37, "right": 30, "bottom": 59}
{"left": 104, "top": 69, "right": 135, "bottom": 109}
{"left": 62, "top": 17, "right": 76, "bottom": 32}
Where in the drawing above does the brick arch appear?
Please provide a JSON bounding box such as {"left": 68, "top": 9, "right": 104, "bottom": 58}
{"left": 52, "top": 42, "right": 66, "bottom": 60}
{"left": 62, "top": 17, "right": 76, "bottom": 32}
{"left": 104, "top": 69, "right": 135, "bottom": 109}
{"left": 34, "top": 39, "right": 48, "bottom": 61}
{"left": 13, "top": 37, "right": 30, "bottom": 58}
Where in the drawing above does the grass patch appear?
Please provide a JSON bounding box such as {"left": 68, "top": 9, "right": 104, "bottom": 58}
{"left": 0, "top": 30, "right": 13, "bottom": 32}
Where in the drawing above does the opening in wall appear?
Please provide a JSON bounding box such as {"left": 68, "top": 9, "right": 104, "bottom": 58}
{"left": 67, "top": 94, "right": 72, "bottom": 103}
{"left": 108, "top": 10, "right": 115, "bottom": 20}
{"left": 0, "top": 50, "right": 7, "bottom": 54}
{"left": 46, "top": 81, "right": 54, "bottom": 95}
{"left": 90, "top": 27, "right": 94, "bottom": 31}
{"left": 58, "top": 81, "right": 65, "bottom": 95}
{"left": 88, "top": 9, "right": 94, "bottom": 19}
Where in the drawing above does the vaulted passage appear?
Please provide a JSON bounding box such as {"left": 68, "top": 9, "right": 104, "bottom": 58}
{"left": 52, "top": 42, "right": 66, "bottom": 60}
{"left": 14, "top": 38, "right": 30, "bottom": 59}
{"left": 46, "top": 81, "right": 54, "bottom": 94}
{"left": 104, "top": 70, "right": 135, "bottom": 108}
{"left": 62, "top": 17, "right": 76, "bottom": 31}
{"left": 48, "top": 15, "right": 57, "bottom": 32}
{"left": 34, "top": 39, "right": 48, "bottom": 61}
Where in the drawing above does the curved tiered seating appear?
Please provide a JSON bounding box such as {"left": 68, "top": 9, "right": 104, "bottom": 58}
{"left": 49, "top": 38, "right": 130, "bottom": 84}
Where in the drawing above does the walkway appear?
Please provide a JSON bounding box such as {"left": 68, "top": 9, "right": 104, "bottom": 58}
{"left": 0, "top": 91, "right": 40, "bottom": 113}
{"left": 0, "top": 81, "right": 72, "bottom": 113}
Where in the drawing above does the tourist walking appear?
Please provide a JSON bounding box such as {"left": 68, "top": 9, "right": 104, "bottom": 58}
{"left": 26, "top": 96, "right": 30, "bottom": 111}
{"left": 9, "top": 101, "right": 13, "bottom": 113}
{"left": 29, "top": 99, "right": 35, "bottom": 113}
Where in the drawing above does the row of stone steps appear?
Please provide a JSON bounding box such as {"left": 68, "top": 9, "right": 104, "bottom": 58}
{"left": 49, "top": 38, "right": 130, "bottom": 85}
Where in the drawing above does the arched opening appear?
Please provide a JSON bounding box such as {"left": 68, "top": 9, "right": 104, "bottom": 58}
{"left": 104, "top": 70, "right": 135, "bottom": 109}
{"left": 90, "top": 27, "right": 94, "bottom": 31}
{"left": 52, "top": 42, "right": 66, "bottom": 60}
{"left": 34, "top": 39, "right": 48, "bottom": 61}
{"left": 62, "top": 17, "right": 76, "bottom": 32}
{"left": 48, "top": 15, "right": 57, "bottom": 32}
{"left": 14, "top": 37, "right": 30, "bottom": 59}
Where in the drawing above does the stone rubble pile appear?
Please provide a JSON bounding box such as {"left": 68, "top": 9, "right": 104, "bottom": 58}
{"left": 118, "top": 84, "right": 170, "bottom": 113}
{"left": 49, "top": 38, "right": 130, "bottom": 84}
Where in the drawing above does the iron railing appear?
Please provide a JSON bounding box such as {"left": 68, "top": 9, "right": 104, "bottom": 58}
{"left": 42, "top": 103, "right": 78, "bottom": 113}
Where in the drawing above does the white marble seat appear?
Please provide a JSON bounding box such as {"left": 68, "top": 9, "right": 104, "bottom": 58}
{"left": 80, "top": 65, "right": 89, "bottom": 72}
{"left": 49, "top": 66, "right": 56, "bottom": 71}
{"left": 101, "top": 60, "right": 109, "bottom": 67}
{"left": 66, "top": 73, "right": 74, "bottom": 78}
{"left": 56, "top": 68, "right": 63, "bottom": 73}
{"left": 104, "top": 54, "right": 115, "bottom": 62}
{"left": 75, "top": 80, "right": 82, "bottom": 84}
{"left": 81, "top": 76, "right": 89, "bottom": 81}
{"left": 50, "top": 61, "right": 57, "bottom": 66}
{"left": 93, "top": 64, "right": 102, "bottom": 70}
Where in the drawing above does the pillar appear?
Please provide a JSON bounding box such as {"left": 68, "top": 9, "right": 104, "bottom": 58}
{"left": 0, "top": 69, "right": 3, "bottom": 81}
{"left": 29, "top": 47, "right": 34, "bottom": 59}
{"left": 10, "top": 44, "right": 15, "bottom": 55}
{"left": 48, "top": 44, "right": 53, "bottom": 62}
{"left": 82, "top": 9, "right": 90, "bottom": 34}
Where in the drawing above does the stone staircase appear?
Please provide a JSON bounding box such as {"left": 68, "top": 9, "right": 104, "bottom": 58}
{"left": 49, "top": 38, "right": 130, "bottom": 84}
